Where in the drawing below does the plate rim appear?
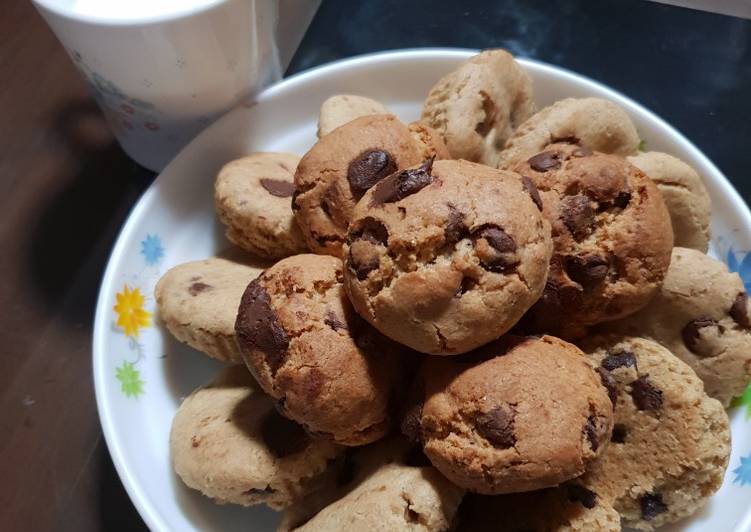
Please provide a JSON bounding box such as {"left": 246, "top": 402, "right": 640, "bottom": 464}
{"left": 92, "top": 47, "right": 751, "bottom": 532}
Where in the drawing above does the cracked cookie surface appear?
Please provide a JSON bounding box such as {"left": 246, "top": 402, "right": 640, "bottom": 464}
{"left": 342, "top": 158, "right": 552, "bottom": 355}
{"left": 578, "top": 335, "right": 730, "bottom": 530}
{"left": 155, "top": 255, "right": 269, "bottom": 362}
{"left": 497, "top": 97, "right": 640, "bottom": 169}
{"left": 406, "top": 336, "right": 613, "bottom": 494}
{"left": 234, "top": 254, "right": 405, "bottom": 446}
{"left": 293, "top": 114, "right": 431, "bottom": 257}
{"left": 214, "top": 152, "right": 308, "bottom": 259}
{"left": 600, "top": 247, "right": 751, "bottom": 406}
{"left": 421, "top": 49, "right": 535, "bottom": 166}
{"left": 515, "top": 143, "right": 673, "bottom": 337}
{"left": 170, "top": 366, "right": 342, "bottom": 509}
{"left": 628, "top": 151, "right": 711, "bottom": 252}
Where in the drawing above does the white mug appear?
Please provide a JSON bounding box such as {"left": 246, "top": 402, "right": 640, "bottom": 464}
{"left": 33, "top": 0, "right": 320, "bottom": 171}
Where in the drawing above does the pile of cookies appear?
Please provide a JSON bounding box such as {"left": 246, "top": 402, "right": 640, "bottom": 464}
{"left": 157, "top": 50, "right": 750, "bottom": 531}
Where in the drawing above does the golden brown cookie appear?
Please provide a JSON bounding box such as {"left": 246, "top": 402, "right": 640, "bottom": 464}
{"left": 293, "top": 114, "right": 431, "bottom": 257}
{"left": 404, "top": 336, "right": 613, "bottom": 494}
{"left": 601, "top": 247, "right": 751, "bottom": 406}
{"left": 214, "top": 153, "right": 308, "bottom": 259}
{"left": 170, "top": 366, "right": 341, "bottom": 509}
{"left": 342, "top": 159, "right": 552, "bottom": 355}
{"left": 515, "top": 143, "right": 673, "bottom": 336}
{"left": 421, "top": 49, "right": 535, "bottom": 166}
{"left": 498, "top": 97, "right": 640, "bottom": 169}
{"left": 579, "top": 335, "right": 730, "bottom": 531}
{"left": 628, "top": 151, "right": 711, "bottom": 252}
{"left": 234, "top": 254, "right": 406, "bottom": 446}
{"left": 317, "top": 94, "right": 390, "bottom": 137}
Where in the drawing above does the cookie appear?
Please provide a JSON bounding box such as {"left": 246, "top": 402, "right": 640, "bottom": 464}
{"left": 421, "top": 49, "right": 535, "bottom": 166}
{"left": 407, "top": 336, "right": 613, "bottom": 494}
{"left": 601, "top": 247, "right": 751, "bottom": 406}
{"left": 515, "top": 143, "right": 673, "bottom": 336}
{"left": 317, "top": 94, "right": 390, "bottom": 137}
{"left": 498, "top": 97, "right": 640, "bottom": 169}
{"left": 456, "top": 486, "right": 620, "bottom": 532}
{"left": 280, "top": 438, "right": 464, "bottom": 532}
{"left": 293, "top": 114, "right": 430, "bottom": 257}
{"left": 628, "top": 151, "right": 711, "bottom": 252}
{"left": 155, "top": 255, "right": 269, "bottom": 362}
{"left": 343, "top": 158, "right": 552, "bottom": 355}
{"left": 407, "top": 121, "right": 451, "bottom": 160}
{"left": 215, "top": 152, "right": 308, "bottom": 259}
{"left": 579, "top": 335, "right": 730, "bottom": 530}
{"left": 169, "top": 366, "right": 341, "bottom": 509}
{"left": 234, "top": 254, "right": 405, "bottom": 445}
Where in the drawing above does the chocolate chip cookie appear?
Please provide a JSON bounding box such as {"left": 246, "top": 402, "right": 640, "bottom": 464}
{"left": 155, "top": 255, "right": 270, "bottom": 362}
{"left": 456, "top": 486, "right": 621, "bottom": 532}
{"left": 170, "top": 366, "right": 342, "bottom": 509}
{"left": 628, "top": 151, "right": 711, "bottom": 252}
{"left": 317, "top": 94, "right": 390, "bottom": 137}
{"left": 601, "top": 247, "right": 751, "bottom": 406}
{"left": 342, "top": 158, "right": 552, "bottom": 355}
{"left": 214, "top": 152, "right": 308, "bottom": 259}
{"left": 294, "top": 114, "right": 431, "bottom": 257}
{"left": 498, "top": 97, "right": 640, "bottom": 169}
{"left": 405, "top": 336, "right": 613, "bottom": 494}
{"left": 580, "top": 335, "right": 730, "bottom": 531}
{"left": 234, "top": 254, "right": 405, "bottom": 445}
{"left": 421, "top": 49, "right": 535, "bottom": 166}
{"left": 280, "top": 437, "right": 464, "bottom": 532}
{"left": 515, "top": 143, "right": 673, "bottom": 336}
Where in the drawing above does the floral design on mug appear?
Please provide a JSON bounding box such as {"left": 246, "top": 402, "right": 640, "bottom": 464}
{"left": 68, "top": 49, "right": 162, "bottom": 137}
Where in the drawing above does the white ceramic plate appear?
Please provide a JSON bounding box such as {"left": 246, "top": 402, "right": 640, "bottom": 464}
{"left": 93, "top": 49, "right": 751, "bottom": 532}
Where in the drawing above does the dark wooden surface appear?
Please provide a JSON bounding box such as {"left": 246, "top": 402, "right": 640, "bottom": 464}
{"left": 1, "top": 0, "right": 749, "bottom": 530}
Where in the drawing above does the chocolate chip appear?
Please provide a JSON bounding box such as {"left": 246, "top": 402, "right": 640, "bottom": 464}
{"left": 475, "top": 406, "right": 516, "bottom": 448}
{"left": 260, "top": 178, "right": 295, "bottom": 198}
{"left": 456, "top": 276, "right": 478, "bottom": 296}
{"left": 565, "top": 255, "right": 608, "bottom": 288}
{"left": 572, "top": 146, "right": 593, "bottom": 157}
{"left": 475, "top": 90, "right": 496, "bottom": 136}
{"left": 584, "top": 415, "right": 599, "bottom": 451}
{"left": 601, "top": 350, "right": 637, "bottom": 371}
{"left": 640, "top": 493, "right": 668, "bottom": 520}
{"left": 444, "top": 204, "right": 468, "bottom": 245}
{"left": 291, "top": 189, "right": 301, "bottom": 211}
{"left": 630, "top": 375, "right": 663, "bottom": 411}
{"left": 347, "top": 149, "right": 397, "bottom": 198}
{"left": 235, "top": 279, "right": 289, "bottom": 375}
{"left": 730, "top": 292, "right": 750, "bottom": 329}
{"left": 188, "top": 281, "right": 212, "bottom": 296}
{"left": 567, "top": 484, "right": 597, "bottom": 509}
{"left": 472, "top": 224, "right": 518, "bottom": 273}
{"left": 528, "top": 150, "right": 562, "bottom": 172}
{"left": 681, "top": 316, "right": 720, "bottom": 353}
{"left": 597, "top": 367, "right": 618, "bottom": 406}
{"left": 613, "top": 190, "right": 631, "bottom": 208}
{"left": 611, "top": 423, "right": 627, "bottom": 443}
{"left": 560, "top": 194, "right": 595, "bottom": 240}
{"left": 350, "top": 217, "right": 389, "bottom": 245}
{"left": 324, "top": 310, "right": 347, "bottom": 331}
{"left": 244, "top": 485, "right": 275, "bottom": 496}
{"left": 260, "top": 409, "right": 309, "bottom": 458}
{"left": 191, "top": 436, "right": 200, "bottom": 447}
{"left": 521, "top": 175, "right": 543, "bottom": 211}
{"left": 400, "top": 400, "right": 423, "bottom": 444}
{"left": 348, "top": 253, "right": 380, "bottom": 281}
{"left": 370, "top": 157, "right": 434, "bottom": 205}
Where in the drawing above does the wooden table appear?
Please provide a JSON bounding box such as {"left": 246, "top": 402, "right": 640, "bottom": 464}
{"left": 2, "top": 0, "right": 749, "bottom": 530}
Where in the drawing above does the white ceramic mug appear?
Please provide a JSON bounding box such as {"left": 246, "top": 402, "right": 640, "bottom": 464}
{"left": 33, "top": 0, "right": 320, "bottom": 171}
